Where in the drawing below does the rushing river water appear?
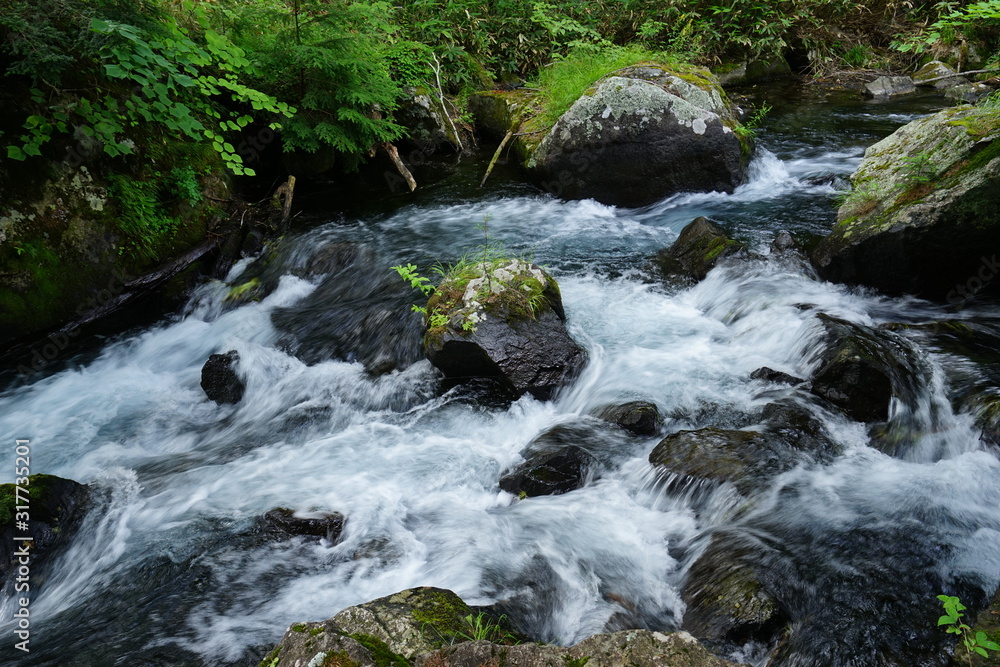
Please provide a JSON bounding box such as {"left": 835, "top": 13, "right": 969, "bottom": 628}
{"left": 3, "top": 86, "right": 1000, "bottom": 667}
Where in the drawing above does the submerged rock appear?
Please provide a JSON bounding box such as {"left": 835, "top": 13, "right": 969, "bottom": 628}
{"left": 682, "top": 532, "right": 788, "bottom": 644}
{"left": 423, "top": 259, "right": 586, "bottom": 400}
{"left": 499, "top": 445, "right": 596, "bottom": 498}
{"left": 811, "top": 104, "right": 1000, "bottom": 301}
{"left": 594, "top": 400, "right": 662, "bottom": 436}
{"left": 257, "top": 507, "right": 345, "bottom": 542}
{"left": 654, "top": 217, "right": 747, "bottom": 283}
{"left": 0, "top": 474, "right": 90, "bottom": 592}
{"left": 201, "top": 350, "right": 244, "bottom": 404}
{"left": 270, "top": 243, "right": 424, "bottom": 375}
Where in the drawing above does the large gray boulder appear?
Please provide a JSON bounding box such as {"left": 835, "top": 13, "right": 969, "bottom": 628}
{"left": 470, "top": 65, "right": 750, "bottom": 207}
{"left": 811, "top": 104, "right": 1000, "bottom": 301}
{"left": 423, "top": 259, "right": 586, "bottom": 400}
{"left": 528, "top": 66, "right": 749, "bottom": 207}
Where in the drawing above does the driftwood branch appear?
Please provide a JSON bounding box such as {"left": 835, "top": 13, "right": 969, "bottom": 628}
{"left": 480, "top": 129, "right": 515, "bottom": 188}
{"left": 916, "top": 68, "right": 1000, "bottom": 85}
{"left": 384, "top": 143, "right": 417, "bottom": 191}
{"left": 429, "top": 54, "right": 463, "bottom": 152}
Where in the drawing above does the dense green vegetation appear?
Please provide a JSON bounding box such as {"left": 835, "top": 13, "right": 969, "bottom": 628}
{"left": 2, "top": 0, "right": 999, "bottom": 181}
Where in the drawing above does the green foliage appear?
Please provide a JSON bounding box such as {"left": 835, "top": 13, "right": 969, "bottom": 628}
{"left": 894, "top": 0, "right": 1000, "bottom": 57}
{"left": 219, "top": 0, "right": 411, "bottom": 164}
{"left": 734, "top": 102, "right": 772, "bottom": 142}
{"left": 456, "top": 612, "right": 520, "bottom": 644}
{"left": 900, "top": 151, "right": 937, "bottom": 186}
{"left": 108, "top": 172, "right": 181, "bottom": 257}
{"left": 3, "top": 1, "right": 292, "bottom": 175}
{"left": 562, "top": 656, "right": 590, "bottom": 667}
{"left": 842, "top": 43, "right": 871, "bottom": 68}
{"left": 534, "top": 44, "right": 680, "bottom": 124}
{"left": 938, "top": 594, "right": 1000, "bottom": 665}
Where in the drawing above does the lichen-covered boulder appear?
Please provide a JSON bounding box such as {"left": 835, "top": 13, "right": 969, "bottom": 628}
{"left": 1, "top": 474, "right": 90, "bottom": 592}
{"left": 682, "top": 532, "right": 787, "bottom": 644}
{"left": 260, "top": 587, "right": 745, "bottom": 667}
{"left": 654, "top": 217, "right": 747, "bottom": 283}
{"left": 811, "top": 104, "right": 1000, "bottom": 301}
{"left": 201, "top": 350, "right": 244, "bottom": 404}
{"left": 423, "top": 259, "right": 586, "bottom": 400}
{"left": 418, "top": 630, "right": 747, "bottom": 667}
{"left": 527, "top": 65, "right": 749, "bottom": 207}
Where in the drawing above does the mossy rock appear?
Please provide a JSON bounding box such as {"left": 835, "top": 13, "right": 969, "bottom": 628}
{"left": 654, "top": 217, "right": 748, "bottom": 284}
{"left": 423, "top": 259, "right": 585, "bottom": 400}
{"left": 682, "top": 532, "right": 788, "bottom": 644}
{"left": 0, "top": 474, "right": 90, "bottom": 591}
{"left": 812, "top": 104, "right": 1000, "bottom": 301}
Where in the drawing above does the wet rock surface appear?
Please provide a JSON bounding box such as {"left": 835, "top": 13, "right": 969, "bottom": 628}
{"left": 654, "top": 217, "right": 747, "bottom": 283}
{"left": 201, "top": 350, "right": 245, "bottom": 404}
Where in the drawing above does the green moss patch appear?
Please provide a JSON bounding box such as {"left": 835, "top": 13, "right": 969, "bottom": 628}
{"left": 348, "top": 634, "right": 410, "bottom": 667}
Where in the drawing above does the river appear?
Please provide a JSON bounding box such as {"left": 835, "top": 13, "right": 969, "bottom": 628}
{"left": 2, "top": 84, "right": 998, "bottom": 666}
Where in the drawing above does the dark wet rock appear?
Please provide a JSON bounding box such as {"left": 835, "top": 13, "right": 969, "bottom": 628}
{"left": 270, "top": 244, "right": 424, "bottom": 375}
{"left": 761, "top": 399, "right": 840, "bottom": 457}
{"left": 527, "top": 65, "right": 749, "bottom": 207}
{"left": 0, "top": 474, "right": 90, "bottom": 591}
{"left": 200, "top": 350, "right": 244, "bottom": 404}
{"left": 769, "top": 230, "right": 804, "bottom": 255}
{"left": 809, "top": 315, "right": 925, "bottom": 424}
{"left": 863, "top": 76, "right": 916, "bottom": 98}
{"left": 650, "top": 400, "right": 838, "bottom": 494}
{"left": 750, "top": 367, "right": 804, "bottom": 385}
{"left": 682, "top": 531, "right": 788, "bottom": 644}
{"left": 499, "top": 445, "right": 596, "bottom": 498}
{"left": 912, "top": 60, "right": 967, "bottom": 89}
{"left": 654, "top": 217, "right": 747, "bottom": 283}
{"left": 594, "top": 401, "right": 662, "bottom": 436}
{"left": 424, "top": 260, "right": 586, "bottom": 400}
{"left": 257, "top": 507, "right": 345, "bottom": 542}
{"left": 811, "top": 105, "right": 1000, "bottom": 301}
{"left": 649, "top": 427, "right": 775, "bottom": 494}
{"left": 716, "top": 57, "right": 793, "bottom": 87}
{"left": 261, "top": 586, "right": 744, "bottom": 667}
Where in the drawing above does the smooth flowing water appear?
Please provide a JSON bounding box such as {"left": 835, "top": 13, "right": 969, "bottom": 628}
{"left": 3, "top": 87, "right": 999, "bottom": 667}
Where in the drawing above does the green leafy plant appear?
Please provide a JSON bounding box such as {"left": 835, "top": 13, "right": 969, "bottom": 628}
{"left": 6, "top": 4, "right": 294, "bottom": 175}
{"left": 456, "top": 612, "right": 519, "bottom": 643}
{"left": 734, "top": 101, "right": 772, "bottom": 141}
{"left": 938, "top": 594, "right": 1000, "bottom": 665}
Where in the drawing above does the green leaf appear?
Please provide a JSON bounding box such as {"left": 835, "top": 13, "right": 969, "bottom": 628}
{"left": 23, "top": 144, "right": 42, "bottom": 157}
{"left": 104, "top": 64, "right": 128, "bottom": 79}
{"left": 7, "top": 146, "right": 26, "bottom": 160}
{"left": 90, "top": 17, "right": 111, "bottom": 33}
{"left": 975, "top": 647, "right": 989, "bottom": 658}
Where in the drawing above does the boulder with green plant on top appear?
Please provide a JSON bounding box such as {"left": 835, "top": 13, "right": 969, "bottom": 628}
{"left": 469, "top": 63, "right": 751, "bottom": 207}
{"left": 811, "top": 103, "right": 1000, "bottom": 301}
{"left": 406, "top": 257, "right": 586, "bottom": 400}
